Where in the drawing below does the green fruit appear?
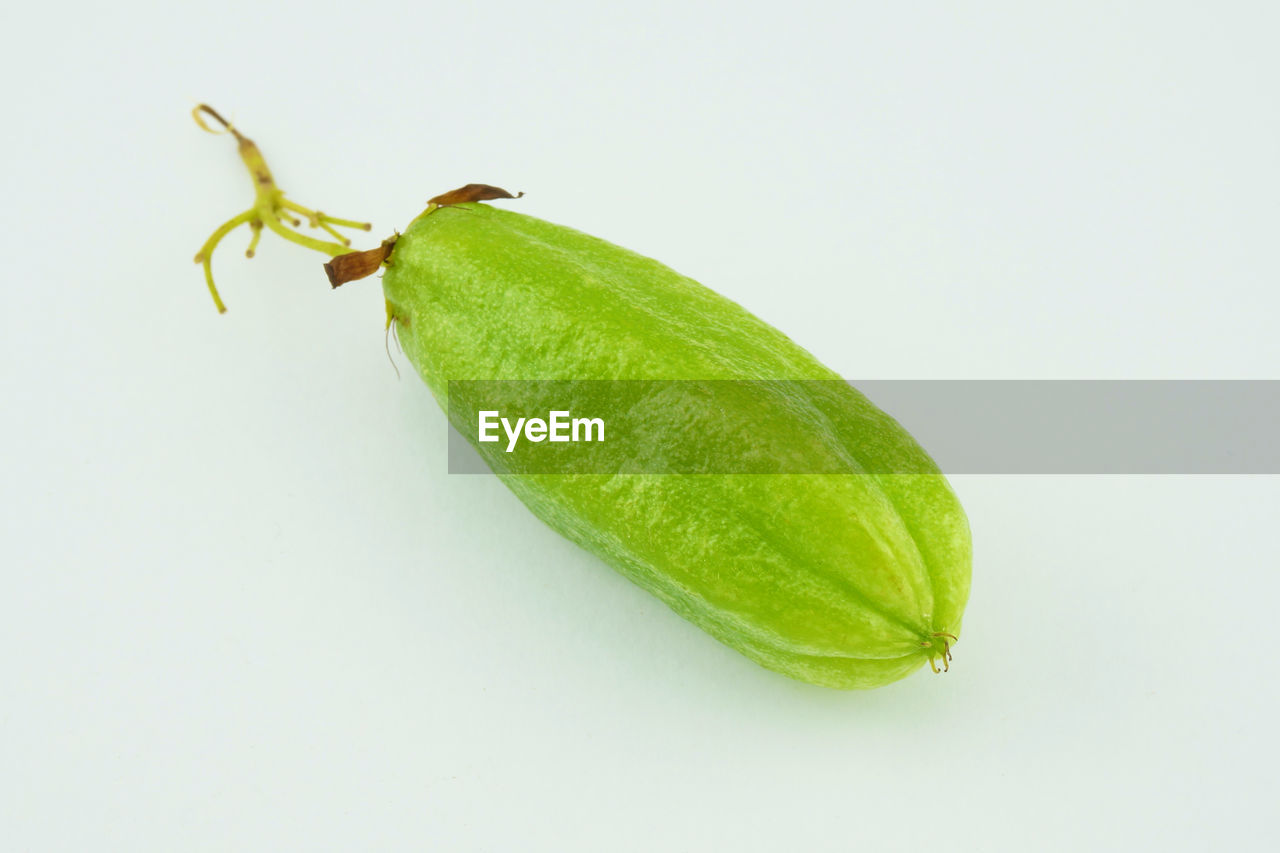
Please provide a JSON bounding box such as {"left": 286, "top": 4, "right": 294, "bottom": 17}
{"left": 195, "top": 108, "right": 972, "bottom": 690}
{"left": 381, "top": 203, "right": 972, "bottom": 689}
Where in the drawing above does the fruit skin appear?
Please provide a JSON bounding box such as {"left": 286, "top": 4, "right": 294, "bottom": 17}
{"left": 382, "top": 203, "right": 971, "bottom": 689}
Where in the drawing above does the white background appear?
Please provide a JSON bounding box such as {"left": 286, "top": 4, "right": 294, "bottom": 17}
{"left": 3, "top": 1, "right": 1278, "bottom": 850}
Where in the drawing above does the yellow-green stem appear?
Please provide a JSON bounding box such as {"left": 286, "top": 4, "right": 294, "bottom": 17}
{"left": 192, "top": 104, "right": 372, "bottom": 313}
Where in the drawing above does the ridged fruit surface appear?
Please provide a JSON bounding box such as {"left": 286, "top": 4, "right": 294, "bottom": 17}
{"left": 382, "top": 203, "right": 971, "bottom": 688}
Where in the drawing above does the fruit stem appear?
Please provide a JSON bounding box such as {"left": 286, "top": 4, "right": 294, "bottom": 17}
{"left": 191, "top": 104, "right": 373, "bottom": 313}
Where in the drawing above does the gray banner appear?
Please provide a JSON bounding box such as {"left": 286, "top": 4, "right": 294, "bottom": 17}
{"left": 446, "top": 380, "right": 1280, "bottom": 474}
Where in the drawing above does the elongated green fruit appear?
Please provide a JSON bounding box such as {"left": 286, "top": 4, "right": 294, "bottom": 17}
{"left": 194, "top": 108, "right": 971, "bottom": 689}
{"left": 382, "top": 203, "right": 972, "bottom": 689}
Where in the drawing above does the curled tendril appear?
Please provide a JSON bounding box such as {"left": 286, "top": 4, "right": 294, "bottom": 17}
{"left": 923, "top": 631, "right": 958, "bottom": 673}
{"left": 192, "top": 104, "right": 372, "bottom": 313}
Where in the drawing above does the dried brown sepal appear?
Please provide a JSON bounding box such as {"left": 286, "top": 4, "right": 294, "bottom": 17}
{"left": 325, "top": 235, "right": 398, "bottom": 289}
{"left": 427, "top": 184, "right": 524, "bottom": 206}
